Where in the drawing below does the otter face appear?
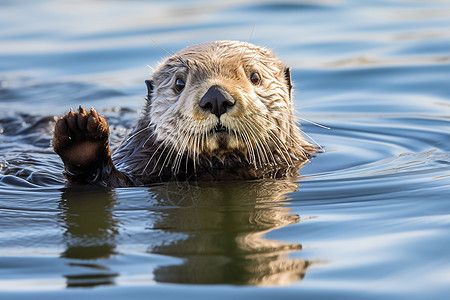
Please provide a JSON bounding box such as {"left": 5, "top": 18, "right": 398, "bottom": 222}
{"left": 148, "top": 40, "right": 306, "bottom": 169}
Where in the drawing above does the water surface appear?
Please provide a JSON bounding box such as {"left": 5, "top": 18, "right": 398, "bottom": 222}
{"left": 1, "top": 0, "right": 450, "bottom": 299}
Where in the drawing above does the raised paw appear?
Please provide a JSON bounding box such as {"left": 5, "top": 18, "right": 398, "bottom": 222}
{"left": 53, "top": 106, "right": 111, "bottom": 179}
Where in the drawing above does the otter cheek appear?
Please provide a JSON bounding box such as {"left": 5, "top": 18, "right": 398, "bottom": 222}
{"left": 254, "top": 98, "right": 266, "bottom": 110}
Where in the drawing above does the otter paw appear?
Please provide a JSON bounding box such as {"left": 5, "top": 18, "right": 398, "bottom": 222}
{"left": 53, "top": 106, "right": 110, "bottom": 172}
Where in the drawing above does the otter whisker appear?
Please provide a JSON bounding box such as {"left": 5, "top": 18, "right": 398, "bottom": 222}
{"left": 243, "top": 116, "right": 277, "bottom": 167}
{"left": 240, "top": 119, "right": 259, "bottom": 166}
{"left": 152, "top": 39, "right": 191, "bottom": 70}
{"left": 125, "top": 124, "right": 151, "bottom": 142}
{"left": 201, "top": 123, "right": 206, "bottom": 153}
{"left": 196, "top": 126, "right": 202, "bottom": 172}
{"left": 140, "top": 128, "right": 173, "bottom": 175}
{"left": 172, "top": 129, "right": 185, "bottom": 174}
{"left": 252, "top": 122, "right": 277, "bottom": 167}
{"left": 152, "top": 127, "right": 186, "bottom": 176}
{"left": 234, "top": 121, "right": 251, "bottom": 164}
{"left": 247, "top": 123, "right": 271, "bottom": 168}
{"left": 297, "top": 117, "right": 330, "bottom": 129}
{"left": 192, "top": 127, "right": 198, "bottom": 174}
{"left": 252, "top": 111, "right": 311, "bottom": 158}
{"left": 176, "top": 128, "right": 192, "bottom": 175}
{"left": 143, "top": 138, "right": 167, "bottom": 175}
{"left": 235, "top": 119, "right": 257, "bottom": 167}
{"left": 268, "top": 129, "right": 295, "bottom": 165}
{"left": 172, "top": 122, "right": 198, "bottom": 176}
{"left": 142, "top": 129, "right": 158, "bottom": 148}
{"left": 164, "top": 127, "right": 188, "bottom": 176}
{"left": 299, "top": 129, "right": 324, "bottom": 153}
{"left": 185, "top": 135, "right": 193, "bottom": 175}
{"left": 180, "top": 127, "right": 196, "bottom": 172}
{"left": 248, "top": 49, "right": 262, "bottom": 66}
{"left": 250, "top": 114, "right": 310, "bottom": 163}
{"left": 272, "top": 109, "right": 331, "bottom": 130}
{"left": 152, "top": 141, "right": 173, "bottom": 172}
{"left": 245, "top": 115, "right": 293, "bottom": 167}
{"left": 172, "top": 140, "right": 184, "bottom": 175}
{"left": 283, "top": 112, "right": 323, "bottom": 154}
{"left": 238, "top": 24, "right": 256, "bottom": 63}
{"left": 160, "top": 142, "right": 179, "bottom": 176}
{"left": 195, "top": 123, "right": 207, "bottom": 172}
{"left": 238, "top": 118, "right": 267, "bottom": 168}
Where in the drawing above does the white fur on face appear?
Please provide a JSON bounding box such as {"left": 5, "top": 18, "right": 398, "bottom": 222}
{"left": 147, "top": 41, "right": 309, "bottom": 169}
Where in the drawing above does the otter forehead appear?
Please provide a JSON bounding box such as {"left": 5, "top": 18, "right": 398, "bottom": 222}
{"left": 153, "top": 40, "right": 286, "bottom": 82}
{"left": 177, "top": 40, "right": 275, "bottom": 62}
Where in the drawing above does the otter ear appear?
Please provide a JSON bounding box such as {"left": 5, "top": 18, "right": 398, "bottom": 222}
{"left": 284, "top": 67, "right": 293, "bottom": 100}
{"left": 145, "top": 80, "right": 154, "bottom": 101}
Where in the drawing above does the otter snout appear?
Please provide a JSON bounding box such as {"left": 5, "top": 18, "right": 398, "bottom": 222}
{"left": 199, "top": 85, "right": 235, "bottom": 118}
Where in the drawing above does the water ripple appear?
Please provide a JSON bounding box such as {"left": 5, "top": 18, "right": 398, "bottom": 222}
{"left": 1, "top": 0, "right": 450, "bottom": 298}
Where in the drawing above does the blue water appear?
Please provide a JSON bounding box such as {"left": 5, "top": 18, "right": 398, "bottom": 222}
{"left": 1, "top": 0, "right": 450, "bottom": 299}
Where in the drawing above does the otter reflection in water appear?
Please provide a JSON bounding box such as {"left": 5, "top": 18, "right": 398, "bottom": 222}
{"left": 147, "top": 180, "right": 309, "bottom": 286}
{"left": 58, "top": 180, "right": 309, "bottom": 287}
{"left": 59, "top": 187, "right": 119, "bottom": 287}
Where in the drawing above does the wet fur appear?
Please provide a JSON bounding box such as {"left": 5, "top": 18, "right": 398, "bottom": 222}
{"left": 53, "top": 41, "right": 315, "bottom": 187}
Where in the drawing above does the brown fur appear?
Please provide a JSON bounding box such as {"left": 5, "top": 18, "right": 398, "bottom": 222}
{"left": 53, "top": 41, "right": 315, "bottom": 187}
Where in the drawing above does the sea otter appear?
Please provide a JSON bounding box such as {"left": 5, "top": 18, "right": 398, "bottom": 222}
{"left": 53, "top": 41, "right": 315, "bottom": 187}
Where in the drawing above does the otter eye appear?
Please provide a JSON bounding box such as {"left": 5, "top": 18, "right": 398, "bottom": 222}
{"left": 175, "top": 78, "right": 185, "bottom": 92}
{"left": 250, "top": 72, "right": 261, "bottom": 86}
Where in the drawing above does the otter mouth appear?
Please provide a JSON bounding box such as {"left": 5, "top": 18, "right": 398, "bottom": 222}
{"left": 210, "top": 123, "right": 228, "bottom": 134}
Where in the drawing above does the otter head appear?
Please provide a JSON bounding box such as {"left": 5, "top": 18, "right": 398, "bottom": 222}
{"left": 147, "top": 40, "right": 308, "bottom": 169}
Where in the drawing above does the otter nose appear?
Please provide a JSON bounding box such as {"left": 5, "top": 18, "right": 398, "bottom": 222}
{"left": 199, "top": 85, "right": 234, "bottom": 119}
